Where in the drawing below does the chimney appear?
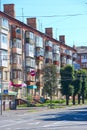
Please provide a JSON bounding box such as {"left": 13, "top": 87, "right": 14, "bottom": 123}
{"left": 4, "top": 4, "right": 15, "bottom": 18}
{"left": 45, "top": 28, "right": 53, "bottom": 38}
{"left": 59, "top": 35, "right": 65, "bottom": 44}
{"left": 27, "top": 18, "right": 37, "bottom": 29}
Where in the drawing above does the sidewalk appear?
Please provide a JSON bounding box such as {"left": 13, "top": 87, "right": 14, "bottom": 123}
{"left": 1, "top": 104, "right": 87, "bottom": 119}
{"left": 0, "top": 106, "right": 48, "bottom": 118}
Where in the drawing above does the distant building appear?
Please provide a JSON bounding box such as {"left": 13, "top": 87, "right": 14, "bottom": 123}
{"left": 76, "top": 46, "right": 87, "bottom": 69}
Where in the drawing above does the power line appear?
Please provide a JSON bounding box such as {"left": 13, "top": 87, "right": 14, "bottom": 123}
{"left": 16, "top": 12, "right": 87, "bottom": 18}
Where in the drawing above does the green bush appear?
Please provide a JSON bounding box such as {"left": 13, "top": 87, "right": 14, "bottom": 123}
{"left": 46, "top": 99, "right": 66, "bottom": 104}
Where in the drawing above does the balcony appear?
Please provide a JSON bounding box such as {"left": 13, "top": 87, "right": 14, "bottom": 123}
{"left": 12, "top": 79, "right": 22, "bottom": 84}
{"left": 12, "top": 48, "right": 22, "bottom": 55}
{"left": 12, "top": 64, "right": 22, "bottom": 70}
{"left": 0, "top": 60, "right": 8, "bottom": 67}
{"left": 60, "top": 50, "right": 66, "bottom": 56}
{"left": 36, "top": 56, "right": 44, "bottom": 61}
{"left": 53, "top": 45, "right": 60, "bottom": 54}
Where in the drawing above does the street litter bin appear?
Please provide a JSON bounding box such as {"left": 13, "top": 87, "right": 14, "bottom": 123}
{"left": 10, "top": 100, "right": 17, "bottom": 110}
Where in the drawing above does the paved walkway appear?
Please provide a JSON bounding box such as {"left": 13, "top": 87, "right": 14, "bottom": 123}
{"left": 0, "top": 106, "right": 48, "bottom": 118}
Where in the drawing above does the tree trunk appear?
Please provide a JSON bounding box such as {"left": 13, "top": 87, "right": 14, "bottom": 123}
{"left": 66, "top": 95, "right": 69, "bottom": 105}
{"left": 82, "top": 93, "right": 85, "bottom": 104}
{"left": 78, "top": 94, "right": 81, "bottom": 104}
{"left": 50, "top": 95, "right": 52, "bottom": 108}
{"left": 72, "top": 95, "right": 75, "bottom": 105}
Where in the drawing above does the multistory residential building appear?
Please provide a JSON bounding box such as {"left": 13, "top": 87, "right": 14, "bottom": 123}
{"left": 0, "top": 4, "right": 77, "bottom": 99}
{"left": 76, "top": 46, "right": 87, "bottom": 69}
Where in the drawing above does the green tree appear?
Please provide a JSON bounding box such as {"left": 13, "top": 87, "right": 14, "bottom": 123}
{"left": 80, "top": 69, "right": 87, "bottom": 104}
{"left": 60, "top": 65, "right": 74, "bottom": 105}
{"left": 43, "top": 64, "right": 58, "bottom": 107}
{"left": 72, "top": 70, "right": 82, "bottom": 105}
{"left": 73, "top": 69, "right": 87, "bottom": 105}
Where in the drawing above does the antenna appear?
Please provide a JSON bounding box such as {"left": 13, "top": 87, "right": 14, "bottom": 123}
{"left": 22, "top": 8, "right": 24, "bottom": 22}
{"left": 55, "top": 28, "right": 58, "bottom": 40}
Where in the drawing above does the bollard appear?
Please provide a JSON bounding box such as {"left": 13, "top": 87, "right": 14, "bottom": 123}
{"left": 9, "top": 101, "right": 11, "bottom": 109}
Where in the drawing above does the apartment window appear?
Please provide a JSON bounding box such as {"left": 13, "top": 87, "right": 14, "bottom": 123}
{"left": 13, "top": 71, "right": 22, "bottom": 79}
{"left": 13, "top": 54, "right": 22, "bottom": 64}
{"left": 0, "top": 50, "right": 8, "bottom": 60}
{"left": 30, "top": 32, "right": 34, "bottom": 40}
{"left": 13, "top": 39, "right": 22, "bottom": 49}
{"left": 45, "top": 52, "right": 52, "bottom": 59}
{"left": 45, "top": 41, "right": 52, "bottom": 47}
{"left": 35, "top": 35, "right": 43, "bottom": 48}
{"left": 4, "top": 71, "right": 8, "bottom": 80}
{"left": 2, "top": 18, "right": 9, "bottom": 28}
{"left": 1, "top": 34, "right": 8, "bottom": 44}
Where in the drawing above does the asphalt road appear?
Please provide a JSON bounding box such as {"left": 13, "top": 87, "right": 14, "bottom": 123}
{"left": 0, "top": 105, "right": 87, "bottom": 130}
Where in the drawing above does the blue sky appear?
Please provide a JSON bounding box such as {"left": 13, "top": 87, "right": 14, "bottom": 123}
{"left": 1, "top": 0, "right": 87, "bottom": 47}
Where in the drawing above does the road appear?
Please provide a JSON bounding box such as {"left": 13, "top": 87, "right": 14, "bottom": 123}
{"left": 0, "top": 105, "right": 87, "bottom": 130}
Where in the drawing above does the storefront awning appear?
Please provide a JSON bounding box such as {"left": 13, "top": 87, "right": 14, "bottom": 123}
{"left": 27, "top": 85, "right": 37, "bottom": 89}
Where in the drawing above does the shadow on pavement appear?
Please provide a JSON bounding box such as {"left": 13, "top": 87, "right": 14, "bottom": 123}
{"left": 40, "top": 107, "right": 87, "bottom": 122}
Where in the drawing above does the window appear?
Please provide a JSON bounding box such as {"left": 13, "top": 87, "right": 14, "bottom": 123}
{"left": 30, "top": 32, "right": 34, "bottom": 39}
{"left": 13, "top": 39, "right": 22, "bottom": 49}
{"left": 26, "top": 58, "right": 35, "bottom": 67}
{"left": 45, "top": 41, "right": 52, "bottom": 47}
{"left": 13, "top": 54, "right": 22, "bottom": 64}
{"left": 2, "top": 18, "right": 9, "bottom": 28}
{"left": 13, "top": 71, "right": 22, "bottom": 79}
{"left": 35, "top": 35, "right": 43, "bottom": 48}
{"left": 1, "top": 34, "right": 8, "bottom": 44}
{"left": 4, "top": 71, "right": 8, "bottom": 80}
{"left": 0, "top": 50, "right": 8, "bottom": 60}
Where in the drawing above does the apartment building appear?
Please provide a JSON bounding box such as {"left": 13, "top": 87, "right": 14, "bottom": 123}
{"left": 76, "top": 46, "right": 87, "bottom": 69}
{"left": 0, "top": 4, "right": 77, "bottom": 99}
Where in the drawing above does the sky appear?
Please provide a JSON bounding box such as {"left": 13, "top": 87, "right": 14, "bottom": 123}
{"left": 1, "top": 0, "right": 87, "bottom": 47}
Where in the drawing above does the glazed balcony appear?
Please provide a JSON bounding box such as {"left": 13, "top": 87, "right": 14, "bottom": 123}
{"left": 12, "top": 48, "right": 22, "bottom": 55}
{"left": 36, "top": 56, "right": 44, "bottom": 61}
{"left": 12, "top": 64, "right": 22, "bottom": 70}
{"left": 53, "top": 45, "right": 60, "bottom": 54}
{"left": 0, "top": 60, "right": 8, "bottom": 67}
{"left": 35, "top": 48, "right": 44, "bottom": 57}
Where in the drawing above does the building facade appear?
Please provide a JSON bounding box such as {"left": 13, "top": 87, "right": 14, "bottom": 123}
{"left": 0, "top": 4, "right": 77, "bottom": 99}
{"left": 76, "top": 46, "right": 87, "bottom": 70}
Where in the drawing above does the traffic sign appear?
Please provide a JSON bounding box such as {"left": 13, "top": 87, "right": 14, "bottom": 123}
{"left": 30, "top": 70, "right": 36, "bottom": 76}
{"left": 3, "top": 90, "right": 8, "bottom": 94}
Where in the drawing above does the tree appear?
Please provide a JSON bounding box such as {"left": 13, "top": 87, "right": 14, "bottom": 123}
{"left": 73, "top": 69, "right": 87, "bottom": 105}
{"left": 80, "top": 69, "right": 87, "bottom": 104}
{"left": 43, "top": 64, "right": 58, "bottom": 107}
{"left": 60, "top": 65, "right": 74, "bottom": 105}
{"left": 72, "top": 70, "right": 82, "bottom": 105}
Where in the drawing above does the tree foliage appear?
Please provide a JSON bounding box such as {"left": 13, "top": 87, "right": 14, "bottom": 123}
{"left": 60, "top": 65, "right": 74, "bottom": 105}
{"left": 43, "top": 64, "right": 58, "bottom": 99}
